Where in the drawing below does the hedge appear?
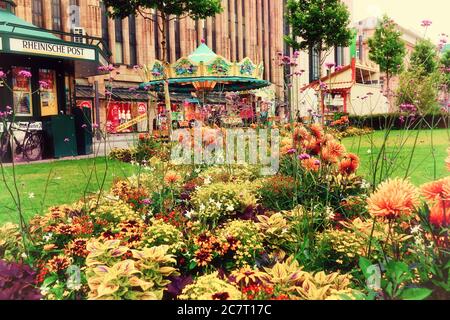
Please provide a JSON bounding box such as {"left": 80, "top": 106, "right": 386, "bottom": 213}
{"left": 348, "top": 113, "right": 450, "bottom": 130}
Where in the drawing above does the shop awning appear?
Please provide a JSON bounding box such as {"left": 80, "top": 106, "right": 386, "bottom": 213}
{"left": 0, "top": 8, "right": 110, "bottom": 71}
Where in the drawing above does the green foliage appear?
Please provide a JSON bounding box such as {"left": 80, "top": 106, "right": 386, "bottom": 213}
{"left": 359, "top": 257, "right": 433, "bottom": 300}
{"left": 410, "top": 39, "right": 438, "bottom": 75}
{"left": 284, "top": 0, "right": 352, "bottom": 56}
{"left": 368, "top": 15, "right": 406, "bottom": 79}
{"left": 103, "top": 0, "right": 223, "bottom": 20}
{"left": 441, "top": 50, "right": 450, "bottom": 90}
{"left": 397, "top": 66, "right": 440, "bottom": 113}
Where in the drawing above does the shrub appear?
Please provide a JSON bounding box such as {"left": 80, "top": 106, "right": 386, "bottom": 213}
{"left": 258, "top": 175, "right": 297, "bottom": 211}
{"left": 0, "top": 260, "right": 41, "bottom": 300}
{"left": 191, "top": 182, "right": 259, "bottom": 226}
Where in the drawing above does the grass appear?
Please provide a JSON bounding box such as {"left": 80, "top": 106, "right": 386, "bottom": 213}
{"left": 1, "top": 128, "right": 449, "bottom": 225}
{"left": 0, "top": 157, "right": 137, "bottom": 224}
{"left": 343, "top": 128, "right": 450, "bottom": 186}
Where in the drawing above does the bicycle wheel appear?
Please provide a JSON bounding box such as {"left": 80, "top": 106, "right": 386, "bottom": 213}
{"left": 0, "top": 132, "right": 11, "bottom": 157}
{"left": 23, "top": 133, "right": 43, "bottom": 162}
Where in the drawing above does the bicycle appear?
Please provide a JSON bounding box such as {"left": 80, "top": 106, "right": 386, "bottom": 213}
{"left": 0, "top": 123, "right": 43, "bottom": 162}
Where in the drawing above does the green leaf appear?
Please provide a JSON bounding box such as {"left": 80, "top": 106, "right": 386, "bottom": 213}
{"left": 400, "top": 288, "right": 432, "bottom": 300}
{"left": 188, "top": 260, "right": 197, "bottom": 270}
{"left": 359, "top": 257, "right": 373, "bottom": 278}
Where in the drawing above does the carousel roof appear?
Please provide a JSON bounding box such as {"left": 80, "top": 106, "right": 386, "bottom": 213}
{"left": 140, "top": 42, "right": 270, "bottom": 93}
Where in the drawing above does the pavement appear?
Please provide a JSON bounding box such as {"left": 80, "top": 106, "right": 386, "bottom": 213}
{"left": 1, "top": 133, "right": 139, "bottom": 166}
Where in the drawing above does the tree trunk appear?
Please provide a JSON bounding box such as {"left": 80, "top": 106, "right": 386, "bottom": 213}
{"left": 161, "top": 13, "right": 172, "bottom": 137}
{"left": 386, "top": 72, "right": 391, "bottom": 112}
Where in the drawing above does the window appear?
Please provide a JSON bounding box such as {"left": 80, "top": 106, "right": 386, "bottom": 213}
{"left": 129, "top": 15, "right": 137, "bottom": 66}
{"left": 114, "top": 18, "right": 123, "bottom": 64}
{"left": 32, "top": 0, "right": 43, "bottom": 28}
{"left": 175, "top": 17, "right": 181, "bottom": 59}
{"left": 309, "top": 47, "right": 320, "bottom": 82}
{"left": 335, "top": 46, "right": 345, "bottom": 67}
{"left": 51, "top": 0, "right": 62, "bottom": 31}
{"left": 101, "top": 3, "right": 110, "bottom": 50}
{"left": 69, "top": 0, "right": 80, "bottom": 30}
{"left": 154, "top": 12, "right": 161, "bottom": 60}
{"left": 242, "top": 0, "right": 246, "bottom": 58}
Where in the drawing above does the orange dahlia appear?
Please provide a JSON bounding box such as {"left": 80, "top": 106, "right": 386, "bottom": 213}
{"left": 309, "top": 123, "right": 324, "bottom": 140}
{"left": 446, "top": 148, "right": 450, "bottom": 172}
{"left": 301, "top": 157, "right": 321, "bottom": 172}
{"left": 421, "top": 177, "right": 450, "bottom": 202}
{"left": 339, "top": 153, "right": 360, "bottom": 175}
{"left": 429, "top": 202, "right": 450, "bottom": 227}
{"left": 367, "top": 178, "right": 420, "bottom": 220}
{"left": 164, "top": 171, "right": 182, "bottom": 185}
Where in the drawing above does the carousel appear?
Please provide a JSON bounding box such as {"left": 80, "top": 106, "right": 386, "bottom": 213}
{"left": 139, "top": 40, "right": 271, "bottom": 129}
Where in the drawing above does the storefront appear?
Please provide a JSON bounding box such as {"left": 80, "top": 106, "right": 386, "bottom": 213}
{"left": 0, "top": 1, "right": 109, "bottom": 162}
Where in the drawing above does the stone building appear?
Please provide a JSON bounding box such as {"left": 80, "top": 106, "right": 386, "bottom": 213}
{"left": 12, "top": 0, "right": 285, "bottom": 133}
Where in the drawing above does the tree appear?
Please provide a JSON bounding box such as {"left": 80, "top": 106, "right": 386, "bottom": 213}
{"left": 442, "top": 50, "right": 450, "bottom": 90}
{"left": 284, "top": 0, "right": 353, "bottom": 119}
{"left": 103, "top": 0, "right": 223, "bottom": 134}
{"left": 368, "top": 15, "right": 406, "bottom": 111}
{"left": 409, "top": 39, "right": 438, "bottom": 75}
{"left": 396, "top": 66, "right": 440, "bottom": 113}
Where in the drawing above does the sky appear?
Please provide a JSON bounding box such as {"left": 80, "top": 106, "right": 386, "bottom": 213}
{"left": 352, "top": 0, "right": 449, "bottom": 43}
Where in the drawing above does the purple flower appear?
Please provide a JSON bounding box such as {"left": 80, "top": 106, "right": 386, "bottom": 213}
{"left": 140, "top": 198, "right": 153, "bottom": 205}
{"left": 314, "top": 159, "right": 321, "bottom": 166}
{"left": 81, "top": 124, "right": 88, "bottom": 129}
{"left": 335, "top": 65, "right": 343, "bottom": 72}
{"left": 92, "top": 123, "right": 99, "bottom": 129}
{"left": 298, "top": 153, "right": 311, "bottom": 160}
{"left": 0, "top": 71, "right": 6, "bottom": 79}
{"left": 287, "top": 148, "right": 297, "bottom": 155}
{"left": 325, "top": 62, "right": 335, "bottom": 69}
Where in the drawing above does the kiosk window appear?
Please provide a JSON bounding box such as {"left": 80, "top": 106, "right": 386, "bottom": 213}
{"left": 12, "top": 67, "right": 33, "bottom": 117}
{"left": 39, "top": 69, "right": 58, "bottom": 117}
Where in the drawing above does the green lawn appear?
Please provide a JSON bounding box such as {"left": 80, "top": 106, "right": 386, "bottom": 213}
{"left": 343, "top": 129, "right": 450, "bottom": 186}
{"left": 0, "top": 158, "right": 137, "bottom": 224}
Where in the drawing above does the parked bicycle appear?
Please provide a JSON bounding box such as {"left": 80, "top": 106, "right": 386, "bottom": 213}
{"left": 0, "top": 123, "right": 43, "bottom": 162}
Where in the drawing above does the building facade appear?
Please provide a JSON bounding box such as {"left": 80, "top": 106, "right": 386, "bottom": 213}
{"left": 12, "top": 0, "right": 285, "bottom": 133}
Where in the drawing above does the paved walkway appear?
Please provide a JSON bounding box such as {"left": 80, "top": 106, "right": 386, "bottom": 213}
{"left": 2, "top": 133, "right": 139, "bottom": 166}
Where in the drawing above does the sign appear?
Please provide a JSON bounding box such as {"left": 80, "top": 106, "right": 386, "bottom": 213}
{"left": 78, "top": 100, "right": 93, "bottom": 109}
{"left": 9, "top": 38, "right": 96, "bottom": 61}
{"left": 116, "top": 114, "right": 148, "bottom": 133}
{"left": 137, "top": 102, "right": 147, "bottom": 115}
{"left": 0, "top": 121, "right": 43, "bottom": 133}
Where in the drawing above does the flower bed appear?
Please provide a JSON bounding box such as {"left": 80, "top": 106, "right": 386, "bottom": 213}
{"left": 0, "top": 123, "right": 449, "bottom": 300}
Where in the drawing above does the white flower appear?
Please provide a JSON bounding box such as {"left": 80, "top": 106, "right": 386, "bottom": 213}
{"left": 43, "top": 233, "right": 53, "bottom": 242}
{"left": 21, "top": 252, "right": 27, "bottom": 259}
{"left": 216, "top": 202, "right": 222, "bottom": 209}
{"left": 54, "top": 177, "right": 62, "bottom": 180}
{"left": 199, "top": 204, "right": 206, "bottom": 212}
{"left": 361, "top": 179, "right": 371, "bottom": 190}
{"left": 185, "top": 210, "right": 194, "bottom": 219}
{"left": 325, "top": 206, "right": 335, "bottom": 221}
{"left": 204, "top": 176, "right": 212, "bottom": 185}
{"left": 28, "top": 192, "right": 35, "bottom": 199}
{"left": 411, "top": 225, "right": 422, "bottom": 234}
{"left": 367, "top": 149, "right": 372, "bottom": 154}
{"left": 226, "top": 204, "right": 235, "bottom": 212}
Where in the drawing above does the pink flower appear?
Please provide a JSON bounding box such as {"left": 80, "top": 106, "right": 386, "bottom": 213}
{"left": 0, "top": 71, "right": 6, "bottom": 79}
{"left": 325, "top": 62, "right": 335, "bottom": 69}
{"left": 421, "top": 19, "right": 432, "bottom": 27}
{"left": 335, "top": 65, "right": 343, "bottom": 72}
{"left": 39, "top": 81, "right": 50, "bottom": 89}
{"left": 64, "top": 138, "right": 70, "bottom": 143}
{"left": 18, "top": 70, "right": 32, "bottom": 78}
{"left": 92, "top": 123, "right": 99, "bottom": 129}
